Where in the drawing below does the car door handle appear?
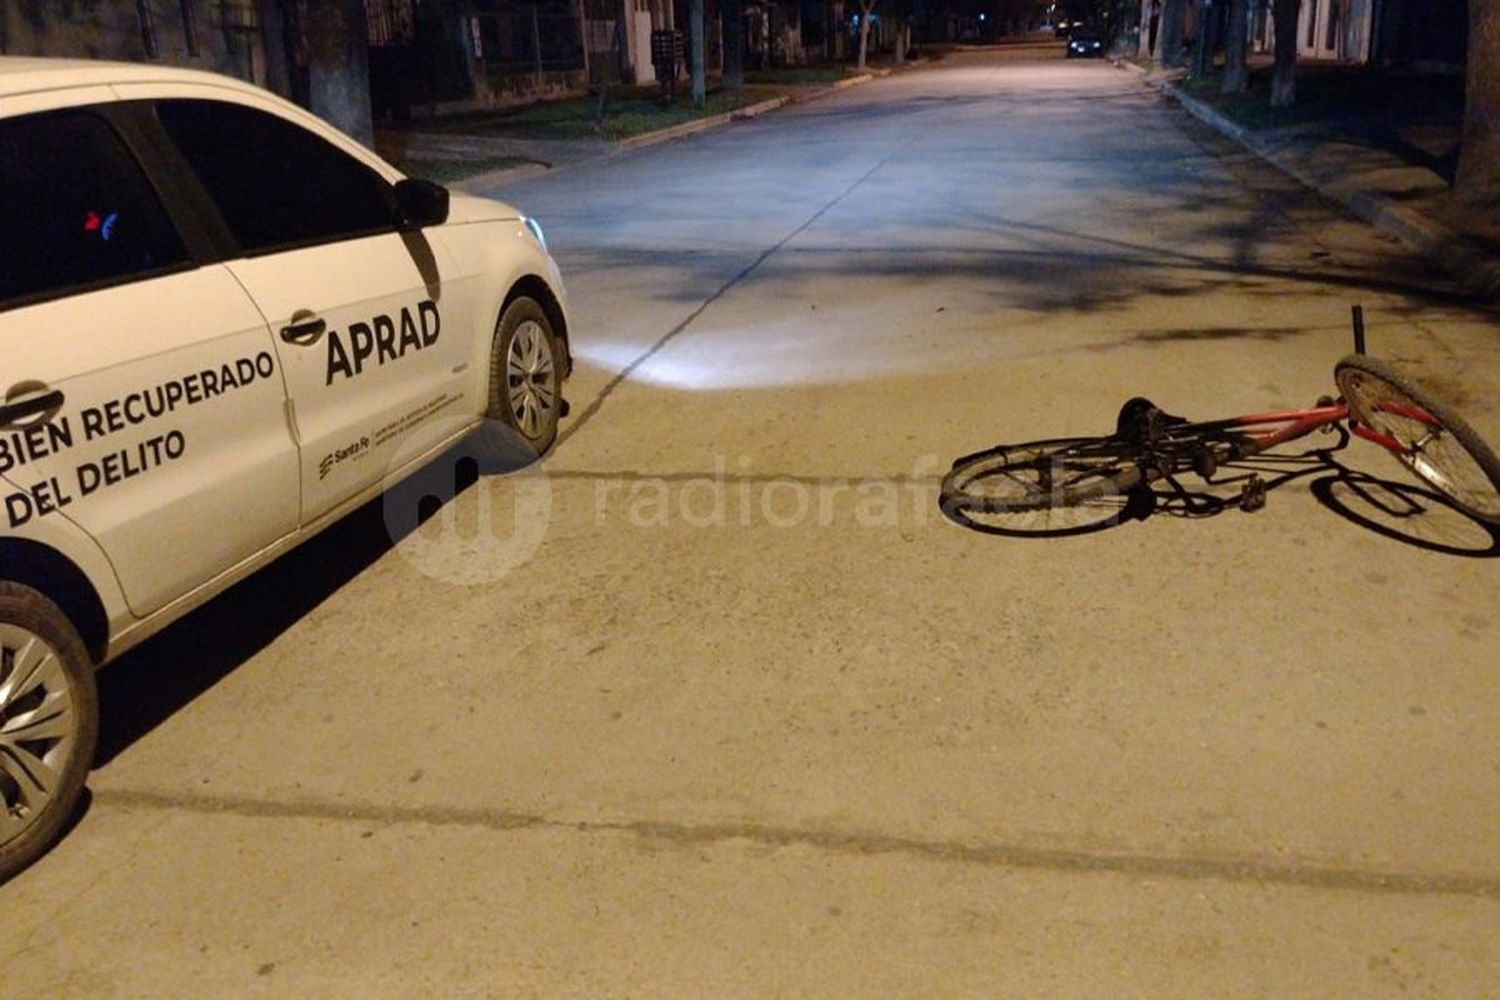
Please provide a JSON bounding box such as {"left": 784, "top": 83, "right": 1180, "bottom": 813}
{"left": 0, "top": 383, "right": 65, "bottom": 430}
{"left": 280, "top": 311, "right": 327, "bottom": 346}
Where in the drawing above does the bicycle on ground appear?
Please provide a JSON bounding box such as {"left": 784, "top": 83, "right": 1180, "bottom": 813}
{"left": 940, "top": 308, "right": 1500, "bottom": 534}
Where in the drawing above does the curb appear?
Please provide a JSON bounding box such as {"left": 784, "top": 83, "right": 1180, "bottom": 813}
{"left": 615, "top": 94, "right": 791, "bottom": 151}
{"left": 441, "top": 69, "right": 886, "bottom": 192}
{"left": 615, "top": 72, "right": 885, "bottom": 150}
{"left": 1130, "top": 66, "right": 1500, "bottom": 297}
{"left": 432, "top": 68, "right": 900, "bottom": 193}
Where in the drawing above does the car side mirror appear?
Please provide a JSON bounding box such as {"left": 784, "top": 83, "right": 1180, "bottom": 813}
{"left": 394, "top": 178, "right": 450, "bottom": 230}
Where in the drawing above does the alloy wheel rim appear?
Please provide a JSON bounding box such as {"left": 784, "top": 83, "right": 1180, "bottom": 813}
{"left": 0, "top": 624, "right": 78, "bottom": 847}
{"left": 506, "top": 320, "right": 557, "bottom": 441}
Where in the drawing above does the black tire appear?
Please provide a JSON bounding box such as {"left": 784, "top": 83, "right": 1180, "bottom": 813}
{"left": 941, "top": 437, "right": 1147, "bottom": 534}
{"left": 475, "top": 296, "right": 562, "bottom": 470}
{"left": 1335, "top": 355, "right": 1500, "bottom": 524}
{"left": 0, "top": 582, "right": 97, "bottom": 885}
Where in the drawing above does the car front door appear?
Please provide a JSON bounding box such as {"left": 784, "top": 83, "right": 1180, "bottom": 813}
{"left": 149, "top": 97, "right": 474, "bottom": 526}
{"left": 0, "top": 105, "right": 299, "bottom": 617}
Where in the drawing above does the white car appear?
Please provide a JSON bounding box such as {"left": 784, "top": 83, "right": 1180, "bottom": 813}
{"left": 0, "top": 57, "right": 572, "bottom": 881}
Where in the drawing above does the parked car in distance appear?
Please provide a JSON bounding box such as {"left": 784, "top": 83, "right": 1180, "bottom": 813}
{"left": 0, "top": 56, "right": 572, "bottom": 883}
{"left": 1067, "top": 33, "right": 1105, "bottom": 57}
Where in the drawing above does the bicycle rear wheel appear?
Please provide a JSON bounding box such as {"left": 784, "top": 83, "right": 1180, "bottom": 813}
{"left": 941, "top": 437, "right": 1146, "bottom": 535}
{"left": 1335, "top": 355, "right": 1500, "bottom": 524}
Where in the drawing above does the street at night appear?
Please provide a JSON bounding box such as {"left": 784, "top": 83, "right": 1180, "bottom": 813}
{"left": 6, "top": 48, "right": 1500, "bottom": 996}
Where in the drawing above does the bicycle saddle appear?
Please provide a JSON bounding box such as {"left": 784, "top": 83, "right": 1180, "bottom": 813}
{"left": 1115, "top": 397, "right": 1188, "bottom": 444}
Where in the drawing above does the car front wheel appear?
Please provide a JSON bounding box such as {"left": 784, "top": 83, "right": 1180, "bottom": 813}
{"left": 0, "top": 582, "right": 97, "bottom": 885}
{"left": 476, "top": 296, "right": 562, "bottom": 469}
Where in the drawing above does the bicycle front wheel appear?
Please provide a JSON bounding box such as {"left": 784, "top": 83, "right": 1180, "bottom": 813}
{"left": 1335, "top": 355, "right": 1500, "bottom": 524}
{"left": 940, "top": 437, "right": 1146, "bottom": 535}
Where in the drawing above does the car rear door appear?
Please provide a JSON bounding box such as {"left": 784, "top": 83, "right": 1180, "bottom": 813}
{"left": 0, "top": 102, "right": 299, "bottom": 617}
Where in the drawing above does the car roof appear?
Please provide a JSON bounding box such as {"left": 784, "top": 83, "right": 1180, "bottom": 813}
{"left": 0, "top": 56, "right": 262, "bottom": 100}
{"left": 0, "top": 55, "right": 401, "bottom": 179}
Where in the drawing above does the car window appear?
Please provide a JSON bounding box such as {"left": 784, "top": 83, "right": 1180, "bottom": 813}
{"left": 155, "top": 99, "right": 397, "bottom": 256}
{"left": 0, "top": 111, "right": 190, "bottom": 309}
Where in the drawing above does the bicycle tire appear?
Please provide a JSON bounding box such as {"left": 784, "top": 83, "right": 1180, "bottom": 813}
{"left": 941, "top": 437, "right": 1146, "bottom": 534}
{"left": 1335, "top": 354, "right": 1500, "bottom": 524}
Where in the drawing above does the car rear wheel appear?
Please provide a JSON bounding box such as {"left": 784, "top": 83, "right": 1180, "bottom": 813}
{"left": 0, "top": 583, "right": 97, "bottom": 885}
{"left": 476, "top": 296, "right": 562, "bottom": 469}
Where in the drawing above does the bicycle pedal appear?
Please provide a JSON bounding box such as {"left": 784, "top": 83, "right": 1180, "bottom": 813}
{"left": 1239, "top": 475, "right": 1267, "bottom": 513}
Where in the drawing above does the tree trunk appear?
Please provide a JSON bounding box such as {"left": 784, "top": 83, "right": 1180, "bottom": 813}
{"left": 257, "top": 0, "right": 294, "bottom": 101}
{"left": 723, "top": 0, "right": 744, "bottom": 89}
{"left": 304, "top": 0, "right": 373, "bottom": 146}
{"left": 857, "top": 0, "right": 874, "bottom": 70}
{"left": 1190, "top": 0, "right": 1212, "bottom": 76}
{"left": 1159, "top": 0, "right": 1186, "bottom": 68}
{"left": 1140, "top": 0, "right": 1158, "bottom": 60}
{"left": 690, "top": 0, "right": 705, "bottom": 107}
{"left": 1270, "top": 0, "right": 1299, "bottom": 106}
{"left": 592, "top": 0, "right": 629, "bottom": 133}
{"left": 1137, "top": 0, "right": 1148, "bottom": 58}
{"left": 1455, "top": 0, "right": 1500, "bottom": 205}
{"left": 1221, "top": 0, "right": 1249, "bottom": 92}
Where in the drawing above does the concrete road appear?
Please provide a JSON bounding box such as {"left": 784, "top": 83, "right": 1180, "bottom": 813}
{"left": 8, "top": 50, "right": 1500, "bottom": 997}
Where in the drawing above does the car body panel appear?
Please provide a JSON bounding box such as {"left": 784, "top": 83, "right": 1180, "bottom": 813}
{"left": 1, "top": 266, "right": 300, "bottom": 617}
{"left": 430, "top": 219, "right": 571, "bottom": 404}
{"left": 228, "top": 231, "right": 476, "bottom": 523}
{"left": 0, "top": 57, "right": 572, "bottom": 666}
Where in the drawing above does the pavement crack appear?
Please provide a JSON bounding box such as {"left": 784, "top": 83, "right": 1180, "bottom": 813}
{"left": 554, "top": 135, "right": 919, "bottom": 452}
{"left": 93, "top": 788, "right": 1500, "bottom": 902}
{"left": 548, "top": 468, "right": 945, "bottom": 485}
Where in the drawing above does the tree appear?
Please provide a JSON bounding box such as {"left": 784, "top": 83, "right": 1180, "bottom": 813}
{"left": 1455, "top": 0, "right": 1500, "bottom": 205}
{"left": 1136, "top": 0, "right": 1157, "bottom": 58}
{"left": 591, "top": 0, "right": 630, "bottom": 134}
{"left": 1270, "top": 0, "right": 1299, "bottom": 106}
{"left": 305, "top": 0, "right": 374, "bottom": 146}
{"left": 856, "top": 0, "right": 877, "bottom": 69}
{"left": 723, "top": 0, "right": 745, "bottom": 89}
{"left": 889, "top": 0, "right": 914, "bottom": 62}
{"left": 1190, "top": 0, "right": 1212, "bottom": 76}
{"left": 1156, "top": 0, "right": 1186, "bottom": 67}
{"left": 690, "top": 0, "right": 706, "bottom": 106}
{"left": 1220, "top": 0, "right": 1249, "bottom": 93}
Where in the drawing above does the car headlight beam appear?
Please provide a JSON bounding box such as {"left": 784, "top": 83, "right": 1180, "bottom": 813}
{"left": 523, "top": 215, "right": 547, "bottom": 250}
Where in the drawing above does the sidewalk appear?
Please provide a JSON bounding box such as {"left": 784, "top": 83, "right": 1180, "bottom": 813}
{"left": 374, "top": 66, "right": 892, "bottom": 193}
{"left": 1124, "top": 59, "right": 1500, "bottom": 298}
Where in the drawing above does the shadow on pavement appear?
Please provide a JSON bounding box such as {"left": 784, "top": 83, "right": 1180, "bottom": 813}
{"left": 92, "top": 448, "right": 487, "bottom": 767}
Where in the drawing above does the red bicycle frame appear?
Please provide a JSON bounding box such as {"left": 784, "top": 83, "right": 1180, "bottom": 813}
{"left": 1181, "top": 399, "right": 1436, "bottom": 461}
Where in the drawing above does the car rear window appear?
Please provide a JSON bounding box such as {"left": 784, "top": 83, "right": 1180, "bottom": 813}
{"left": 0, "top": 111, "right": 190, "bottom": 309}
{"left": 155, "top": 99, "right": 397, "bottom": 255}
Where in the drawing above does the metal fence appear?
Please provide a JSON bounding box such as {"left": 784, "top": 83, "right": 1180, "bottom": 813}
{"left": 367, "top": 0, "right": 418, "bottom": 47}
{"left": 473, "top": 6, "right": 586, "bottom": 77}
